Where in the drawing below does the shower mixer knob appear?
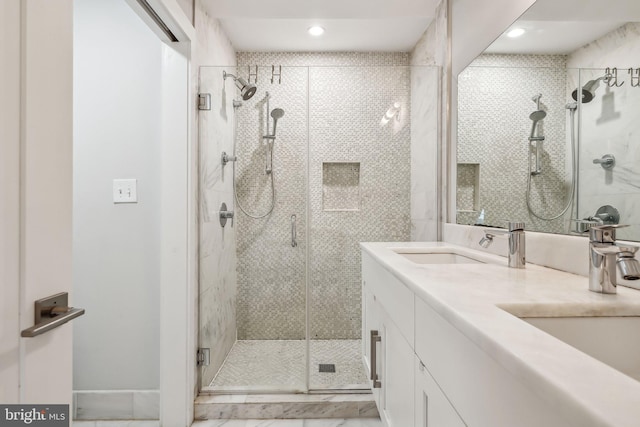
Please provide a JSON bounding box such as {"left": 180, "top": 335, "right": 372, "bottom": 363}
{"left": 219, "top": 202, "right": 234, "bottom": 228}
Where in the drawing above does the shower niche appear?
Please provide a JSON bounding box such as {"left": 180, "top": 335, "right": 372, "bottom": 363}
{"left": 455, "top": 162, "right": 479, "bottom": 224}
{"left": 322, "top": 162, "right": 361, "bottom": 212}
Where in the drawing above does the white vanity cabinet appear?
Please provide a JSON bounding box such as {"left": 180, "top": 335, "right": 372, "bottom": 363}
{"left": 362, "top": 254, "right": 415, "bottom": 427}
{"left": 414, "top": 356, "right": 466, "bottom": 427}
{"left": 362, "top": 249, "right": 584, "bottom": 427}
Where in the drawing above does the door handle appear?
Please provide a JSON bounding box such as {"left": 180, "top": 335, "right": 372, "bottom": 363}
{"left": 21, "top": 292, "right": 85, "bottom": 338}
{"left": 370, "top": 330, "right": 382, "bottom": 388}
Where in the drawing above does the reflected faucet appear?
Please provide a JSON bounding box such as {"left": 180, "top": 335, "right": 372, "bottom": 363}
{"left": 479, "top": 222, "right": 526, "bottom": 268}
{"left": 589, "top": 225, "right": 640, "bottom": 294}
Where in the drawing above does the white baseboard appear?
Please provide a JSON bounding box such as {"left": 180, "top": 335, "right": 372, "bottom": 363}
{"left": 74, "top": 390, "right": 159, "bottom": 420}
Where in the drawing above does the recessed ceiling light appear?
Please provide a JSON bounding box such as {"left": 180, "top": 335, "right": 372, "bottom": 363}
{"left": 506, "top": 28, "right": 525, "bottom": 38}
{"left": 308, "top": 26, "right": 325, "bottom": 36}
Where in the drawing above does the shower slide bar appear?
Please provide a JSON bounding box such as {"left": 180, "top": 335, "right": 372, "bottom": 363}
{"left": 291, "top": 214, "right": 297, "bottom": 247}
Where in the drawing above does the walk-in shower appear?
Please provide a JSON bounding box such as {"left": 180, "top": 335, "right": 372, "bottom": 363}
{"left": 198, "top": 59, "right": 437, "bottom": 394}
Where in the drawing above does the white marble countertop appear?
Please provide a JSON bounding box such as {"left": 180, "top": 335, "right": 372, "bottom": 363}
{"left": 361, "top": 241, "right": 640, "bottom": 427}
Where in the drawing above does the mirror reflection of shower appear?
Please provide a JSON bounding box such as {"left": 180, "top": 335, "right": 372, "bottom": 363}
{"left": 528, "top": 93, "right": 546, "bottom": 176}
{"left": 525, "top": 92, "right": 578, "bottom": 222}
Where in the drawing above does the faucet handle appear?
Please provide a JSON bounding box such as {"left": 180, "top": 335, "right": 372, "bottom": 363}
{"left": 590, "top": 224, "right": 629, "bottom": 243}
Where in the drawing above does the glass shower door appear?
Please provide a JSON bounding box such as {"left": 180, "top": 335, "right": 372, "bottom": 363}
{"left": 306, "top": 65, "right": 428, "bottom": 390}
{"left": 198, "top": 65, "right": 309, "bottom": 392}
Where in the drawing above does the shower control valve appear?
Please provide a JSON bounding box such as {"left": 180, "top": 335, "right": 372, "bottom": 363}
{"left": 221, "top": 151, "right": 237, "bottom": 167}
{"left": 219, "top": 202, "right": 234, "bottom": 228}
{"left": 593, "top": 154, "right": 615, "bottom": 170}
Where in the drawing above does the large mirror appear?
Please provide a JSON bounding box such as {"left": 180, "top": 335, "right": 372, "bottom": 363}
{"left": 456, "top": 0, "right": 640, "bottom": 241}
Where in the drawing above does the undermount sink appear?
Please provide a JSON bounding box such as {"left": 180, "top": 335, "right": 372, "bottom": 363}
{"left": 392, "top": 249, "right": 485, "bottom": 265}
{"left": 522, "top": 316, "right": 640, "bottom": 382}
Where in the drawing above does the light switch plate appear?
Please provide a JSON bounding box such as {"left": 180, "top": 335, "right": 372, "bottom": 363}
{"left": 113, "top": 179, "right": 138, "bottom": 203}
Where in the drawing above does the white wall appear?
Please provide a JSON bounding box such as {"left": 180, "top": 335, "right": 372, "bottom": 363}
{"left": 73, "top": 0, "right": 162, "bottom": 390}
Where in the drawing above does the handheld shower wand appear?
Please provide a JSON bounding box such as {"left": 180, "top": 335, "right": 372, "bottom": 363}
{"left": 528, "top": 94, "right": 546, "bottom": 176}
{"left": 270, "top": 108, "right": 285, "bottom": 137}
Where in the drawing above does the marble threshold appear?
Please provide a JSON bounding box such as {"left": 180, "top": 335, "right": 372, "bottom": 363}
{"left": 194, "top": 394, "right": 379, "bottom": 420}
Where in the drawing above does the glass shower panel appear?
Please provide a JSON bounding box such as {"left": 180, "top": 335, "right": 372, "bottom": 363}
{"left": 198, "top": 66, "right": 309, "bottom": 392}
{"left": 307, "top": 65, "right": 437, "bottom": 390}
{"left": 576, "top": 67, "right": 640, "bottom": 241}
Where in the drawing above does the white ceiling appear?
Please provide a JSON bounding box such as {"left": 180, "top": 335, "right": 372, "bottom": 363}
{"left": 485, "top": 0, "right": 640, "bottom": 55}
{"left": 201, "top": 0, "right": 439, "bottom": 52}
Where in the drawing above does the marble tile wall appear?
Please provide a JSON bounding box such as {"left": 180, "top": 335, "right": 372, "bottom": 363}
{"left": 457, "top": 54, "right": 569, "bottom": 233}
{"left": 410, "top": 67, "right": 440, "bottom": 241}
{"left": 232, "top": 53, "right": 413, "bottom": 340}
{"left": 410, "top": 0, "right": 448, "bottom": 241}
{"left": 567, "top": 23, "right": 640, "bottom": 241}
{"left": 195, "top": 2, "right": 238, "bottom": 388}
{"left": 194, "top": 394, "right": 378, "bottom": 420}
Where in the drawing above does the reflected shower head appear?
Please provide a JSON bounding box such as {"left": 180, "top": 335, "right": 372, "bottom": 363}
{"left": 270, "top": 108, "right": 285, "bottom": 137}
{"left": 529, "top": 110, "right": 546, "bottom": 140}
{"left": 223, "top": 71, "right": 257, "bottom": 101}
{"left": 529, "top": 110, "right": 546, "bottom": 122}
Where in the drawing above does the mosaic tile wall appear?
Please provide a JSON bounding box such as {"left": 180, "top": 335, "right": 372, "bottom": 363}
{"left": 233, "top": 52, "right": 412, "bottom": 340}
{"left": 456, "top": 163, "right": 478, "bottom": 212}
{"left": 457, "top": 54, "right": 568, "bottom": 233}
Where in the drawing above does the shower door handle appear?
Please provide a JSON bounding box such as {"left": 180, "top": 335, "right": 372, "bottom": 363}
{"left": 370, "top": 330, "right": 382, "bottom": 388}
{"left": 291, "top": 214, "right": 297, "bottom": 247}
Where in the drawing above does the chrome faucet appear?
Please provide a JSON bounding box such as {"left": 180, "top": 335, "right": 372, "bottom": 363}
{"left": 589, "top": 225, "right": 640, "bottom": 294}
{"left": 479, "top": 222, "right": 526, "bottom": 268}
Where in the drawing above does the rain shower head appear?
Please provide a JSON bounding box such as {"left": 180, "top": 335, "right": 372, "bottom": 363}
{"left": 270, "top": 108, "right": 285, "bottom": 137}
{"left": 223, "top": 71, "right": 257, "bottom": 101}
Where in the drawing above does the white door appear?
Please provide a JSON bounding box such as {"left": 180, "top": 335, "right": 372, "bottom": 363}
{"left": 1, "top": 0, "right": 75, "bottom": 408}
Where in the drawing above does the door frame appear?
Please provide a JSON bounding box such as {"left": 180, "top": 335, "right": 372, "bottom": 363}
{"left": 127, "top": 1, "right": 198, "bottom": 426}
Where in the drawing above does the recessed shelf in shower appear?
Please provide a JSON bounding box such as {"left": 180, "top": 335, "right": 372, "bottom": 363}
{"left": 322, "top": 162, "right": 361, "bottom": 212}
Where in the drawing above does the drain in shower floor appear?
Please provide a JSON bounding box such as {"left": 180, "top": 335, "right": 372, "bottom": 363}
{"left": 319, "top": 364, "right": 336, "bottom": 373}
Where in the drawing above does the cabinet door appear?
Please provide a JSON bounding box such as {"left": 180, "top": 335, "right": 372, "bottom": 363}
{"left": 381, "top": 309, "right": 414, "bottom": 427}
{"left": 415, "top": 356, "right": 466, "bottom": 427}
{"left": 363, "top": 281, "right": 382, "bottom": 407}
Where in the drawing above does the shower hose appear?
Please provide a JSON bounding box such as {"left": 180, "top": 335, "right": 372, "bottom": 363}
{"left": 525, "top": 106, "right": 577, "bottom": 221}
{"left": 232, "top": 120, "right": 276, "bottom": 219}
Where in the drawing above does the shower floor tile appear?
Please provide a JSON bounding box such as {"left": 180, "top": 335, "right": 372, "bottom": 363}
{"left": 209, "top": 340, "right": 369, "bottom": 391}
